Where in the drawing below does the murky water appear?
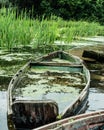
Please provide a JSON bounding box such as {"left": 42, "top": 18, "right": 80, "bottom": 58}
{"left": 0, "top": 91, "right": 8, "bottom": 130}
{"left": 69, "top": 38, "right": 104, "bottom": 113}
{"left": 0, "top": 37, "right": 104, "bottom": 130}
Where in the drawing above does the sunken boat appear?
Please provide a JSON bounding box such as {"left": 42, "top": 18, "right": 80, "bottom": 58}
{"left": 7, "top": 51, "right": 90, "bottom": 130}
{"left": 36, "top": 110, "right": 104, "bottom": 130}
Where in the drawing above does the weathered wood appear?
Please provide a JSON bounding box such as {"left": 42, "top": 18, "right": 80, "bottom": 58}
{"left": 7, "top": 51, "right": 90, "bottom": 130}
{"left": 30, "top": 62, "right": 83, "bottom": 67}
{"left": 82, "top": 50, "right": 104, "bottom": 62}
{"left": 36, "top": 111, "right": 104, "bottom": 130}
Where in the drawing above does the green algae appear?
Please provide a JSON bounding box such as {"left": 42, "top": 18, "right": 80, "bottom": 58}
{"left": 0, "top": 53, "right": 33, "bottom": 66}
{"left": 0, "top": 52, "right": 34, "bottom": 91}
{"left": 0, "top": 65, "right": 22, "bottom": 75}
{"left": 0, "top": 75, "right": 12, "bottom": 90}
{"left": 12, "top": 67, "right": 86, "bottom": 113}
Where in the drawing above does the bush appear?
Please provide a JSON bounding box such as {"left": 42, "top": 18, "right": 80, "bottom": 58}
{"left": 8, "top": 0, "right": 104, "bottom": 24}
{"left": 0, "top": 0, "right": 9, "bottom": 8}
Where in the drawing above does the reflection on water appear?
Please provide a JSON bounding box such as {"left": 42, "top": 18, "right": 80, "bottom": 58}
{"left": 87, "top": 87, "right": 104, "bottom": 112}
{"left": 0, "top": 91, "right": 8, "bottom": 130}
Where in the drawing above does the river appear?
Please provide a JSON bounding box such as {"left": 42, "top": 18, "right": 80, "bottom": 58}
{"left": 0, "top": 36, "right": 104, "bottom": 130}
{"left": 69, "top": 37, "right": 104, "bottom": 112}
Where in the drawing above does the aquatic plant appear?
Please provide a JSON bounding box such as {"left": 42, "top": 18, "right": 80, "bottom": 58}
{"left": 32, "top": 17, "right": 59, "bottom": 53}
{"left": 0, "top": 7, "right": 104, "bottom": 52}
{"left": 0, "top": 8, "right": 34, "bottom": 51}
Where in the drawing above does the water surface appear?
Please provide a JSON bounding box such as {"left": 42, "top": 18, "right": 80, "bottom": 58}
{"left": 0, "top": 37, "right": 104, "bottom": 130}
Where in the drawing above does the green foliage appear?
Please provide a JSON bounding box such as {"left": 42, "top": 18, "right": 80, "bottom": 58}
{"left": 0, "top": 0, "right": 9, "bottom": 8}
{"left": 0, "top": 8, "right": 34, "bottom": 51}
{"left": 9, "top": 0, "right": 104, "bottom": 24}
{"left": 0, "top": 7, "right": 104, "bottom": 52}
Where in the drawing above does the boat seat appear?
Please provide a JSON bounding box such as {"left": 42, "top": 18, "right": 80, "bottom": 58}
{"left": 12, "top": 100, "right": 58, "bottom": 129}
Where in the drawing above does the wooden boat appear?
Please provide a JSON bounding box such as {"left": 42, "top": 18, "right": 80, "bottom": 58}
{"left": 7, "top": 51, "right": 90, "bottom": 130}
{"left": 82, "top": 50, "right": 104, "bottom": 62}
{"left": 36, "top": 110, "right": 104, "bottom": 130}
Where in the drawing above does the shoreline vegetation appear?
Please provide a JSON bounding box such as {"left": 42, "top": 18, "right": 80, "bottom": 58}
{"left": 0, "top": 7, "right": 104, "bottom": 52}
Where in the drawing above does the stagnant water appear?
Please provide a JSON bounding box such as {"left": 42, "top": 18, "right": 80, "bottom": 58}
{"left": 0, "top": 37, "right": 104, "bottom": 130}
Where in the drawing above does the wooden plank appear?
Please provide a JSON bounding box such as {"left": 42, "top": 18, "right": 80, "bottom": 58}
{"left": 30, "top": 62, "right": 83, "bottom": 67}
{"left": 82, "top": 50, "right": 104, "bottom": 62}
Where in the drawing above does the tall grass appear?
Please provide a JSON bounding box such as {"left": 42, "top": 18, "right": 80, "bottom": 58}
{"left": 32, "top": 17, "right": 59, "bottom": 53}
{"left": 0, "top": 8, "right": 34, "bottom": 51}
{"left": 0, "top": 7, "right": 104, "bottom": 52}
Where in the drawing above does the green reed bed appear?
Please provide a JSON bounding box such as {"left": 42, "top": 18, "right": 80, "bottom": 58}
{"left": 0, "top": 8, "right": 104, "bottom": 52}
{"left": 32, "top": 18, "right": 59, "bottom": 51}
{"left": 0, "top": 8, "right": 34, "bottom": 51}
{"left": 57, "top": 20, "right": 104, "bottom": 41}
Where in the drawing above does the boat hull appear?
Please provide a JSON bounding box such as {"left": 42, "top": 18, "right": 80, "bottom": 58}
{"left": 7, "top": 51, "right": 90, "bottom": 130}
{"left": 36, "top": 111, "right": 104, "bottom": 130}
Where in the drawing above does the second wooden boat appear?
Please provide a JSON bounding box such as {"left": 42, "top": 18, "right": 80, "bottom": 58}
{"left": 7, "top": 51, "right": 90, "bottom": 130}
{"left": 36, "top": 110, "right": 104, "bottom": 130}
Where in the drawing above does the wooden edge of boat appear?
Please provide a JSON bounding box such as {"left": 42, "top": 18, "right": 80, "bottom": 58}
{"left": 30, "top": 62, "right": 83, "bottom": 67}
{"left": 35, "top": 50, "right": 82, "bottom": 64}
{"left": 7, "top": 61, "right": 30, "bottom": 115}
{"left": 36, "top": 110, "right": 104, "bottom": 130}
{"left": 82, "top": 57, "right": 96, "bottom": 62}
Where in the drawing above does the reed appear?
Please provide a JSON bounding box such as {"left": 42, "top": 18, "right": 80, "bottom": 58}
{"left": 0, "top": 8, "right": 34, "bottom": 51}
{"left": 32, "top": 17, "right": 59, "bottom": 53}
{"left": 57, "top": 20, "right": 104, "bottom": 41}
{"left": 0, "top": 7, "right": 104, "bottom": 52}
